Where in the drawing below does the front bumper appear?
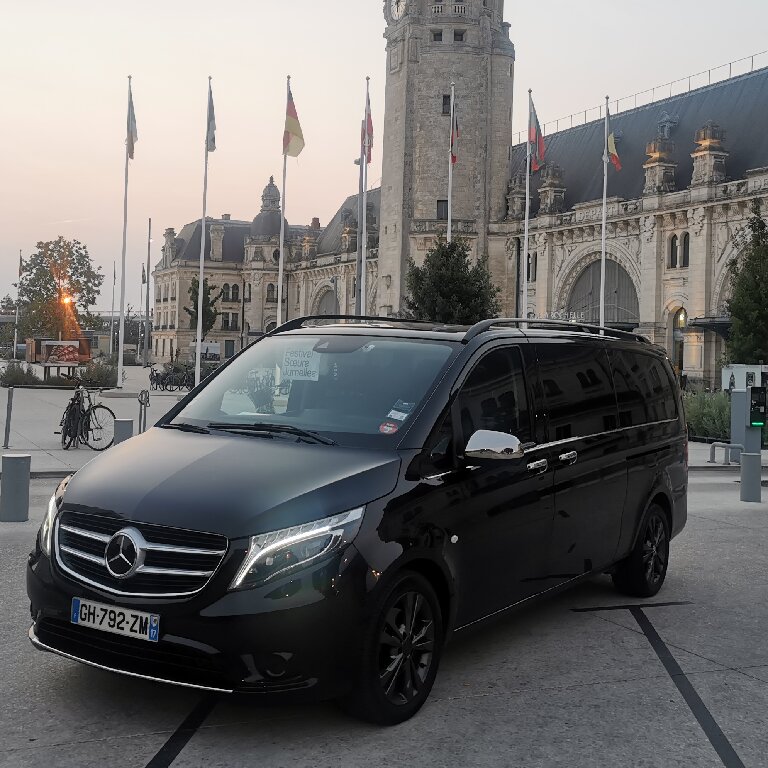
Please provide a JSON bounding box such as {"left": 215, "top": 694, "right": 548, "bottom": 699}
{"left": 27, "top": 543, "right": 368, "bottom": 700}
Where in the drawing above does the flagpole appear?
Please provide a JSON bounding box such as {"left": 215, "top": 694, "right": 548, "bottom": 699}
{"left": 144, "top": 217, "right": 151, "bottom": 365}
{"left": 522, "top": 90, "right": 533, "bottom": 324}
{"left": 361, "top": 76, "right": 371, "bottom": 315}
{"left": 195, "top": 78, "right": 211, "bottom": 387}
{"left": 277, "top": 76, "right": 291, "bottom": 328}
{"left": 600, "top": 95, "right": 609, "bottom": 331}
{"left": 116, "top": 75, "right": 131, "bottom": 388}
{"left": 447, "top": 81, "right": 455, "bottom": 245}
{"left": 109, "top": 262, "right": 116, "bottom": 355}
{"left": 355, "top": 141, "right": 364, "bottom": 316}
{"left": 13, "top": 250, "right": 21, "bottom": 361}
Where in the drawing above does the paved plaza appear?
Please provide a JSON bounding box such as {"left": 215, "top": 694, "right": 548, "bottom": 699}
{"left": 0, "top": 473, "right": 767, "bottom": 767}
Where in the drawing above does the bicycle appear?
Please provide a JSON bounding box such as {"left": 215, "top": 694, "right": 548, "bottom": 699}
{"left": 56, "top": 375, "right": 116, "bottom": 451}
{"left": 148, "top": 365, "right": 163, "bottom": 391}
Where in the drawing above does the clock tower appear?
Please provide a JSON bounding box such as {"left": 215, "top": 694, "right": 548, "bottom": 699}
{"left": 377, "top": 0, "right": 515, "bottom": 315}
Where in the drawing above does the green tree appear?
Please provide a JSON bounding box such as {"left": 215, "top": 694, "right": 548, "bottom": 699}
{"left": 0, "top": 295, "right": 16, "bottom": 314}
{"left": 184, "top": 277, "right": 222, "bottom": 341}
{"left": 727, "top": 200, "right": 768, "bottom": 363}
{"left": 17, "top": 237, "right": 103, "bottom": 339}
{"left": 404, "top": 238, "right": 500, "bottom": 324}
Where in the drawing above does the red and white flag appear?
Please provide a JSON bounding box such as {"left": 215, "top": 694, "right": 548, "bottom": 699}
{"left": 528, "top": 93, "right": 545, "bottom": 172}
{"left": 450, "top": 98, "right": 459, "bottom": 165}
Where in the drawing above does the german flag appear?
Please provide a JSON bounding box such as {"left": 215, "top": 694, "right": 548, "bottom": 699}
{"left": 283, "top": 81, "right": 305, "bottom": 158}
{"left": 607, "top": 107, "right": 621, "bottom": 171}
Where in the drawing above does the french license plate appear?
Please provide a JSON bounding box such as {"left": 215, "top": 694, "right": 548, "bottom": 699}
{"left": 70, "top": 597, "right": 160, "bottom": 642}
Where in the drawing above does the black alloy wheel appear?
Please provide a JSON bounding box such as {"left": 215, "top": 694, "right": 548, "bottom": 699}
{"left": 60, "top": 406, "right": 77, "bottom": 450}
{"left": 612, "top": 504, "right": 670, "bottom": 597}
{"left": 340, "top": 571, "right": 443, "bottom": 725}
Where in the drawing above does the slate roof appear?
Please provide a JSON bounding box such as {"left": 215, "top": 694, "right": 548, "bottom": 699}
{"left": 511, "top": 66, "right": 768, "bottom": 215}
{"left": 315, "top": 187, "right": 381, "bottom": 256}
{"left": 173, "top": 218, "right": 310, "bottom": 264}
{"left": 174, "top": 218, "right": 251, "bottom": 264}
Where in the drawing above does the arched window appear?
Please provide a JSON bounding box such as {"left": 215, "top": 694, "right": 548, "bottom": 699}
{"left": 267, "top": 283, "right": 276, "bottom": 302}
{"left": 352, "top": 277, "right": 357, "bottom": 298}
{"left": 246, "top": 283, "right": 252, "bottom": 302}
{"left": 527, "top": 253, "right": 538, "bottom": 282}
{"left": 222, "top": 283, "right": 230, "bottom": 302}
{"left": 669, "top": 235, "right": 678, "bottom": 268}
{"left": 273, "top": 249, "right": 280, "bottom": 263}
{"left": 231, "top": 283, "right": 239, "bottom": 302}
{"left": 297, "top": 283, "right": 301, "bottom": 302}
{"left": 265, "top": 321, "right": 277, "bottom": 333}
{"left": 681, "top": 233, "right": 690, "bottom": 268}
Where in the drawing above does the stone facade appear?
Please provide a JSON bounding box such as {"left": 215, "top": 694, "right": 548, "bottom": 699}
{"left": 151, "top": 178, "right": 379, "bottom": 363}
{"left": 152, "top": 0, "right": 768, "bottom": 389}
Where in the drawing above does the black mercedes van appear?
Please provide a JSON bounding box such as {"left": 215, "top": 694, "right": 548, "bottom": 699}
{"left": 27, "top": 316, "right": 687, "bottom": 724}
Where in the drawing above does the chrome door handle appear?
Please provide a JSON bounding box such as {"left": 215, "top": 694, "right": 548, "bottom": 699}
{"left": 559, "top": 451, "right": 578, "bottom": 465}
{"left": 527, "top": 459, "right": 548, "bottom": 474}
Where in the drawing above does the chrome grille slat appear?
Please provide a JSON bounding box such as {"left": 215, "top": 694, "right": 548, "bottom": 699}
{"left": 55, "top": 510, "right": 228, "bottom": 598}
{"left": 60, "top": 545, "right": 105, "bottom": 566}
{"left": 60, "top": 524, "right": 111, "bottom": 543}
{"left": 137, "top": 566, "right": 214, "bottom": 578}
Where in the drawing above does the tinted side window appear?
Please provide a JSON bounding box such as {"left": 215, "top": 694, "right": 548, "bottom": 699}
{"left": 610, "top": 349, "right": 678, "bottom": 426}
{"left": 536, "top": 342, "right": 617, "bottom": 440}
{"left": 457, "top": 347, "right": 531, "bottom": 443}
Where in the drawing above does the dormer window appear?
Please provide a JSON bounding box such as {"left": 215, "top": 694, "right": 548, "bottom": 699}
{"left": 669, "top": 235, "right": 678, "bottom": 269}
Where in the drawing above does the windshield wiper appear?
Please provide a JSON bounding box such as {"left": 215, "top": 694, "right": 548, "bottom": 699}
{"left": 207, "top": 422, "right": 336, "bottom": 446}
{"left": 160, "top": 422, "right": 210, "bottom": 434}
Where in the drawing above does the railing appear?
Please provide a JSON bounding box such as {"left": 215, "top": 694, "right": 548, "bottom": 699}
{"left": 513, "top": 50, "right": 768, "bottom": 144}
{"left": 430, "top": 3, "right": 467, "bottom": 15}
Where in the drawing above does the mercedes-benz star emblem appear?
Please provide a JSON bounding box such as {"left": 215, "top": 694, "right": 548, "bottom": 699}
{"left": 104, "top": 527, "right": 145, "bottom": 579}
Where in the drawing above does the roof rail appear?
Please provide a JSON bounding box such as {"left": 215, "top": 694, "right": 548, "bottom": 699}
{"left": 269, "top": 315, "right": 450, "bottom": 334}
{"left": 463, "top": 318, "right": 650, "bottom": 344}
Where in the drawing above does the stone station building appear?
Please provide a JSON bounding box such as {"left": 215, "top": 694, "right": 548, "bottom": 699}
{"left": 153, "top": 0, "right": 768, "bottom": 387}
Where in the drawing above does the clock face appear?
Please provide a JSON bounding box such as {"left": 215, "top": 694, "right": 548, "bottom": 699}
{"left": 390, "top": 0, "right": 406, "bottom": 21}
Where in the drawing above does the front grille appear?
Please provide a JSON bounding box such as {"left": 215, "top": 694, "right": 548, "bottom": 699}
{"left": 55, "top": 509, "right": 228, "bottom": 597}
{"left": 36, "top": 618, "right": 236, "bottom": 690}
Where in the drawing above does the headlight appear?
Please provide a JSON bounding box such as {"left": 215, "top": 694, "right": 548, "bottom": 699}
{"left": 39, "top": 494, "right": 58, "bottom": 558}
{"left": 230, "top": 506, "right": 364, "bottom": 590}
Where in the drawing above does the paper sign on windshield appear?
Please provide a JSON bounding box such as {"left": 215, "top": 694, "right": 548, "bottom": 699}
{"left": 282, "top": 345, "right": 320, "bottom": 381}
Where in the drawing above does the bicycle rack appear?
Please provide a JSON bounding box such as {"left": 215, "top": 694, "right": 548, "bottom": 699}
{"left": 137, "top": 390, "right": 150, "bottom": 433}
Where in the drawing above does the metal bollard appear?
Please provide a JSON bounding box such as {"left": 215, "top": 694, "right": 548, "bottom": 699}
{"left": 113, "top": 419, "right": 134, "bottom": 445}
{"left": 740, "top": 453, "right": 762, "bottom": 503}
{"left": 137, "top": 390, "right": 150, "bottom": 433}
{"left": 3, "top": 387, "right": 14, "bottom": 449}
{"left": 0, "top": 453, "right": 31, "bottom": 522}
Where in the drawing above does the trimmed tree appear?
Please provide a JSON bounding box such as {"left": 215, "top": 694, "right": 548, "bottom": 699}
{"left": 404, "top": 238, "right": 500, "bottom": 324}
{"left": 727, "top": 200, "right": 768, "bottom": 363}
{"left": 184, "top": 277, "right": 222, "bottom": 342}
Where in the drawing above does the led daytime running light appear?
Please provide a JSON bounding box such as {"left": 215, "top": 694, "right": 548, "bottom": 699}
{"left": 231, "top": 507, "right": 364, "bottom": 589}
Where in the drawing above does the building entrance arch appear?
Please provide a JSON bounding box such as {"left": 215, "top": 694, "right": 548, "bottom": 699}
{"left": 566, "top": 259, "right": 639, "bottom": 327}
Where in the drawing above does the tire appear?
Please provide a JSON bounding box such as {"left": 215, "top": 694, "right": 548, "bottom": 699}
{"left": 339, "top": 571, "right": 443, "bottom": 726}
{"left": 166, "top": 374, "right": 180, "bottom": 392}
{"left": 60, "top": 406, "right": 77, "bottom": 450}
{"left": 82, "top": 404, "right": 116, "bottom": 451}
{"left": 612, "top": 503, "right": 670, "bottom": 598}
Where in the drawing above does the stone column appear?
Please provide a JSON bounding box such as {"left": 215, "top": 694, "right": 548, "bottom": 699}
{"left": 636, "top": 213, "right": 665, "bottom": 344}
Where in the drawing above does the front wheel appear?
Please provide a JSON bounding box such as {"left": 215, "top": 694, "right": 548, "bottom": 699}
{"left": 60, "top": 405, "right": 77, "bottom": 450}
{"left": 82, "top": 404, "right": 116, "bottom": 451}
{"left": 612, "top": 503, "right": 670, "bottom": 597}
{"left": 339, "top": 571, "right": 443, "bottom": 725}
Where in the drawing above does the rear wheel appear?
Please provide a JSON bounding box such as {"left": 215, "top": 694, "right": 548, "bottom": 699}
{"left": 612, "top": 503, "right": 670, "bottom": 597}
{"left": 339, "top": 571, "right": 443, "bottom": 725}
{"left": 165, "top": 374, "right": 180, "bottom": 391}
{"left": 82, "top": 404, "right": 116, "bottom": 451}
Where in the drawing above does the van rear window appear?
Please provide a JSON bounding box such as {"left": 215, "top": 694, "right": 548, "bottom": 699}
{"left": 610, "top": 350, "right": 678, "bottom": 426}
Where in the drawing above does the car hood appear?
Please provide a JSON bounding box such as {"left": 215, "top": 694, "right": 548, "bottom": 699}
{"left": 63, "top": 427, "right": 401, "bottom": 539}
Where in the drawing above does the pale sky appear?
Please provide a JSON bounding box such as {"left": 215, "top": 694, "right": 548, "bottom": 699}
{"left": 3, "top": 0, "right": 768, "bottom": 311}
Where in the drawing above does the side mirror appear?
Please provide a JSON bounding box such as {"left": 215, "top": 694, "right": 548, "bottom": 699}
{"left": 464, "top": 430, "right": 524, "bottom": 461}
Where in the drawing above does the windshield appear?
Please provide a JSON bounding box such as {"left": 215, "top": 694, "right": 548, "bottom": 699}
{"left": 171, "top": 334, "right": 456, "bottom": 446}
